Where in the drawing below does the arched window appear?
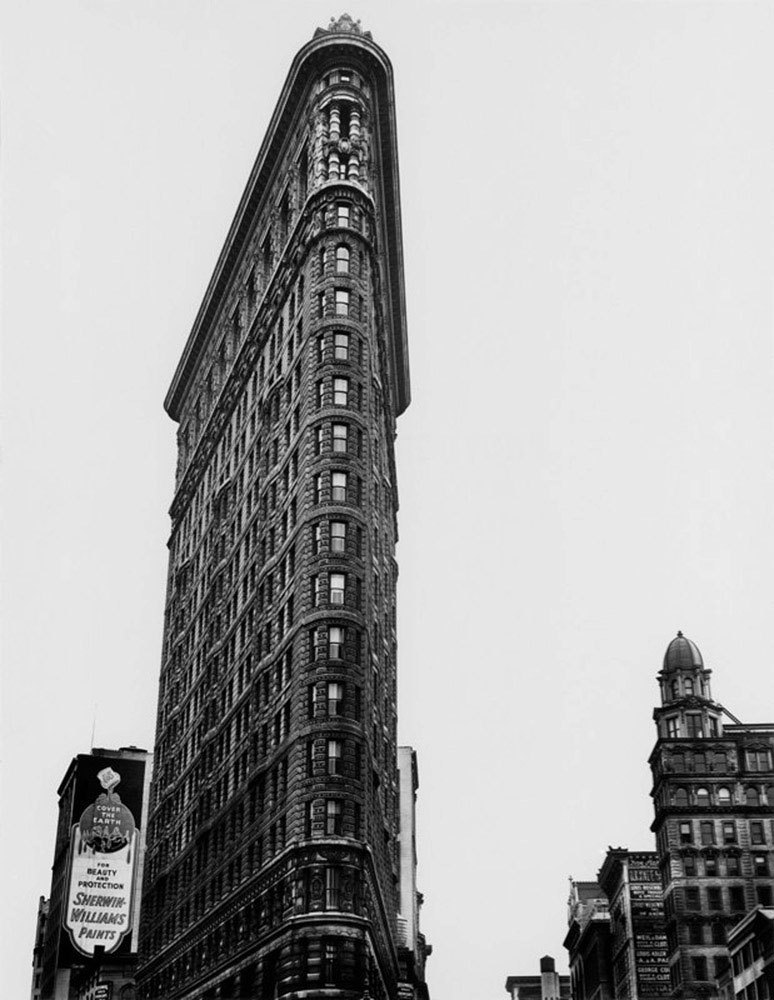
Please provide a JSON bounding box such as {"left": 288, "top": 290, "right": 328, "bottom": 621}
{"left": 696, "top": 787, "right": 710, "bottom": 807}
{"left": 336, "top": 244, "right": 350, "bottom": 274}
{"left": 674, "top": 787, "right": 689, "bottom": 806}
{"left": 746, "top": 787, "right": 760, "bottom": 806}
{"left": 717, "top": 786, "right": 731, "bottom": 804}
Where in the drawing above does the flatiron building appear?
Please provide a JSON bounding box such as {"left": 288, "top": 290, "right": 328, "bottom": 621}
{"left": 136, "top": 15, "right": 419, "bottom": 1000}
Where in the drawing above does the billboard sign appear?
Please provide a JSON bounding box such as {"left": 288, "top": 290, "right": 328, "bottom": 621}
{"left": 63, "top": 756, "right": 146, "bottom": 958}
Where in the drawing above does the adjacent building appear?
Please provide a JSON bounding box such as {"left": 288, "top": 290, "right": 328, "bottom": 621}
{"left": 136, "top": 15, "right": 424, "bottom": 1000}
{"left": 397, "top": 747, "right": 430, "bottom": 1000}
{"left": 565, "top": 851, "right": 669, "bottom": 1000}
{"left": 31, "top": 897, "right": 50, "bottom": 1000}
{"left": 505, "top": 955, "right": 572, "bottom": 1000}
{"left": 565, "top": 880, "right": 614, "bottom": 1000}
{"left": 597, "top": 850, "right": 670, "bottom": 1000}
{"left": 37, "top": 746, "right": 152, "bottom": 999}
{"left": 719, "top": 907, "right": 774, "bottom": 1000}
{"left": 650, "top": 633, "right": 774, "bottom": 999}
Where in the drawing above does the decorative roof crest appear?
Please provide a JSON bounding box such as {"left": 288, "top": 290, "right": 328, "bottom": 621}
{"left": 316, "top": 13, "right": 372, "bottom": 40}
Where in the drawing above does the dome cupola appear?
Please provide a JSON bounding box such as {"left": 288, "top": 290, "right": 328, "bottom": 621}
{"left": 663, "top": 631, "right": 703, "bottom": 671}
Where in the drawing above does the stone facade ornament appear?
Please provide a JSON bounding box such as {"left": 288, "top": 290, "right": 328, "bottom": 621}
{"left": 324, "top": 14, "right": 372, "bottom": 39}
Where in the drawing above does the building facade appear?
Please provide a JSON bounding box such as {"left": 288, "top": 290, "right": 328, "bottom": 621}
{"left": 597, "top": 850, "right": 670, "bottom": 1000}
{"left": 396, "top": 747, "right": 430, "bottom": 1000}
{"left": 649, "top": 633, "right": 774, "bottom": 999}
{"left": 38, "top": 746, "right": 151, "bottom": 1000}
{"left": 564, "top": 880, "right": 614, "bottom": 1000}
{"left": 136, "top": 15, "right": 417, "bottom": 1000}
{"left": 719, "top": 908, "right": 774, "bottom": 1000}
{"left": 505, "top": 955, "right": 572, "bottom": 1000}
{"left": 31, "top": 897, "right": 50, "bottom": 1000}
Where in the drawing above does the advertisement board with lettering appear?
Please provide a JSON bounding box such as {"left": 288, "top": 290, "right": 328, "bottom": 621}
{"left": 62, "top": 755, "right": 146, "bottom": 959}
{"left": 628, "top": 856, "right": 670, "bottom": 998}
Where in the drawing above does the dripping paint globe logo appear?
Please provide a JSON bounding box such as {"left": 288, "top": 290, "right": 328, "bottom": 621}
{"left": 78, "top": 768, "right": 136, "bottom": 854}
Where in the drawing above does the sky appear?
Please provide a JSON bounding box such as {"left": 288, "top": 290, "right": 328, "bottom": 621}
{"left": 3, "top": 1, "right": 774, "bottom": 998}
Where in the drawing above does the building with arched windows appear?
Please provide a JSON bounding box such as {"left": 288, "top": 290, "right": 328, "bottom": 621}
{"left": 135, "top": 15, "right": 428, "bottom": 1000}
{"left": 649, "top": 633, "right": 774, "bottom": 999}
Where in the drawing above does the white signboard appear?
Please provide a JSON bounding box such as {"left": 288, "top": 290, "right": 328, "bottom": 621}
{"left": 64, "top": 767, "right": 138, "bottom": 956}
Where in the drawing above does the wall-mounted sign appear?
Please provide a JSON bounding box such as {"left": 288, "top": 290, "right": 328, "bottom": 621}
{"left": 64, "top": 758, "right": 145, "bottom": 957}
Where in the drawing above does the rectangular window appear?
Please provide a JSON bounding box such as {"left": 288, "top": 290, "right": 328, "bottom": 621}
{"left": 330, "top": 574, "right": 345, "bottom": 605}
{"left": 312, "top": 575, "right": 321, "bottom": 607}
{"left": 332, "top": 423, "right": 348, "bottom": 452}
{"left": 688, "top": 922, "right": 703, "bottom": 945}
{"left": 317, "top": 380, "right": 325, "bottom": 408}
{"left": 333, "top": 378, "right": 349, "bottom": 406}
{"left": 707, "top": 886, "right": 722, "bottom": 910}
{"left": 666, "top": 717, "right": 679, "bottom": 738}
{"left": 313, "top": 523, "right": 323, "bottom": 554}
{"left": 327, "top": 681, "right": 344, "bottom": 714}
{"left": 746, "top": 749, "right": 772, "bottom": 771}
{"left": 753, "top": 854, "right": 769, "bottom": 876}
{"left": 305, "top": 801, "right": 314, "bottom": 838}
{"left": 730, "top": 886, "right": 745, "bottom": 911}
{"left": 757, "top": 885, "right": 773, "bottom": 907}
{"left": 322, "top": 938, "right": 340, "bottom": 984}
{"left": 726, "top": 854, "right": 740, "bottom": 876}
{"left": 315, "top": 474, "right": 324, "bottom": 504}
{"left": 328, "top": 627, "right": 344, "bottom": 659}
{"left": 685, "top": 887, "right": 701, "bottom": 911}
{"left": 704, "top": 856, "right": 717, "bottom": 876}
{"left": 686, "top": 714, "right": 704, "bottom": 738}
{"left": 335, "top": 289, "right": 349, "bottom": 317}
{"left": 337, "top": 204, "right": 350, "bottom": 227}
{"left": 325, "top": 866, "right": 340, "bottom": 909}
{"left": 334, "top": 332, "right": 349, "bottom": 360}
{"left": 700, "top": 820, "right": 715, "bottom": 845}
{"left": 316, "top": 426, "right": 325, "bottom": 455}
{"left": 332, "top": 472, "right": 347, "bottom": 502}
{"left": 331, "top": 521, "right": 346, "bottom": 553}
{"left": 684, "top": 854, "right": 697, "bottom": 876}
{"left": 318, "top": 292, "right": 325, "bottom": 318}
{"left": 679, "top": 821, "right": 693, "bottom": 844}
{"left": 750, "top": 821, "right": 765, "bottom": 845}
{"left": 327, "top": 739, "right": 343, "bottom": 775}
{"left": 325, "top": 799, "right": 343, "bottom": 836}
{"left": 692, "top": 957, "right": 707, "bottom": 982}
{"left": 722, "top": 821, "right": 736, "bottom": 844}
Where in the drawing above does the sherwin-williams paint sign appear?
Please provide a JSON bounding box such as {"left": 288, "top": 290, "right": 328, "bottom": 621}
{"left": 65, "top": 760, "right": 145, "bottom": 956}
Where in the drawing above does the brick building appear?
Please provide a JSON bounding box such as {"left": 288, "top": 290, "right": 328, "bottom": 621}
{"left": 564, "top": 851, "right": 670, "bottom": 1000}
{"left": 37, "top": 747, "right": 151, "bottom": 999}
{"left": 649, "top": 633, "right": 774, "bottom": 999}
{"left": 31, "top": 897, "right": 49, "bottom": 1000}
{"left": 136, "top": 15, "right": 422, "bottom": 1000}
{"left": 564, "top": 880, "right": 613, "bottom": 1000}
{"left": 719, "top": 907, "right": 774, "bottom": 1000}
{"left": 597, "top": 850, "right": 670, "bottom": 1000}
{"left": 505, "top": 955, "right": 571, "bottom": 1000}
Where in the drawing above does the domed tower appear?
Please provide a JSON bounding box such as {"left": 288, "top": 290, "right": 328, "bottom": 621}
{"left": 649, "top": 634, "right": 774, "bottom": 1000}
{"left": 654, "top": 632, "right": 723, "bottom": 740}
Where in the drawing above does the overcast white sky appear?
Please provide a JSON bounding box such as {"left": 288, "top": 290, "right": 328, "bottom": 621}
{"left": 3, "top": 2, "right": 774, "bottom": 998}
